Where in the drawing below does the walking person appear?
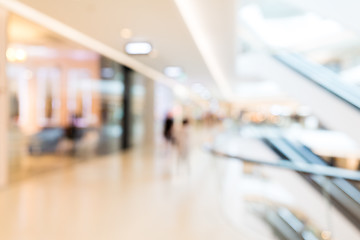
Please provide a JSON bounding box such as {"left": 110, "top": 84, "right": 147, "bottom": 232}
{"left": 176, "top": 118, "right": 191, "bottom": 173}
{"left": 163, "top": 112, "right": 175, "bottom": 145}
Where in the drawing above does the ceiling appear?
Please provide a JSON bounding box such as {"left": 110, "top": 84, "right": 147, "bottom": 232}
{"left": 5, "top": 0, "right": 235, "bottom": 100}
{"left": 2, "top": 0, "right": 359, "bottom": 104}
{"left": 8, "top": 14, "right": 82, "bottom": 47}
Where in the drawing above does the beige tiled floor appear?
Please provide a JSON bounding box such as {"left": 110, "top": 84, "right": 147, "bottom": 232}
{"left": 0, "top": 127, "right": 359, "bottom": 240}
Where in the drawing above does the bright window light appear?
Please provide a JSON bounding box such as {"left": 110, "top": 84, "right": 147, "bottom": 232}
{"left": 174, "top": 84, "right": 188, "bottom": 99}
{"left": 125, "top": 42, "right": 152, "bottom": 55}
{"left": 240, "top": 4, "right": 350, "bottom": 50}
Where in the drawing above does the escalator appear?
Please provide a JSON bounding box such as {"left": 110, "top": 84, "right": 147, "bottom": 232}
{"left": 274, "top": 52, "right": 360, "bottom": 111}
{"left": 263, "top": 136, "right": 360, "bottom": 229}
{"left": 238, "top": 1, "right": 360, "bottom": 145}
{"left": 240, "top": 52, "right": 360, "bottom": 145}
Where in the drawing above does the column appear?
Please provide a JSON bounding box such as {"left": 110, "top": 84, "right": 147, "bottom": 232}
{"left": 0, "top": 8, "right": 8, "bottom": 187}
{"left": 122, "top": 66, "right": 132, "bottom": 150}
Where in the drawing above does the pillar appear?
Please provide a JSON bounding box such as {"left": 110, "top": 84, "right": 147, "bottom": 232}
{"left": 122, "top": 66, "right": 132, "bottom": 150}
{"left": 0, "top": 8, "right": 8, "bottom": 187}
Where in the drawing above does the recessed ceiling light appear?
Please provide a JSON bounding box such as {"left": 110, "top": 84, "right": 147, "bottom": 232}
{"left": 120, "top": 28, "right": 133, "bottom": 39}
{"left": 191, "top": 83, "right": 211, "bottom": 100}
{"left": 191, "top": 83, "right": 204, "bottom": 93}
{"left": 164, "top": 66, "right": 184, "bottom": 79}
{"left": 125, "top": 42, "right": 152, "bottom": 55}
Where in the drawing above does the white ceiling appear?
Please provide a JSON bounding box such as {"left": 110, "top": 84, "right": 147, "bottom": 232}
{"left": 8, "top": 0, "right": 233, "bottom": 99}
{"left": 3, "top": 0, "right": 359, "bottom": 104}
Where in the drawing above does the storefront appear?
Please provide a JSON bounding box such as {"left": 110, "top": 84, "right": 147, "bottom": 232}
{"left": 0, "top": 12, "right": 157, "bottom": 184}
{"left": 0, "top": 6, "right": 196, "bottom": 186}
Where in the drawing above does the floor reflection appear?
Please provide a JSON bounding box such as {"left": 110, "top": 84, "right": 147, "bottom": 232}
{"left": 0, "top": 126, "right": 359, "bottom": 240}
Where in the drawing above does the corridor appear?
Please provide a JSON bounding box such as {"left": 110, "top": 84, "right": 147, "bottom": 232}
{"left": 0, "top": 126, "right": 359, "bottom": 240}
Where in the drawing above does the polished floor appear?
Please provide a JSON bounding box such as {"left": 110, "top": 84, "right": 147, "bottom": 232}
{"left": 0, "top": 126, "right": 359, "bottom": 240}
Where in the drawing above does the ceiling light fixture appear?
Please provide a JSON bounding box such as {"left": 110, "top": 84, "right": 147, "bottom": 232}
{"left": 164, "top": 66, "right": 184, "bottom": 79}
{"left": 125, "top": 42, "right": 152, "bottom": 55}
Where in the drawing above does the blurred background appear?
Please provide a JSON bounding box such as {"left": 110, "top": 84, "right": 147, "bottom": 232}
{"left": 0, "top": 0, "right": 360, "bottom": 239}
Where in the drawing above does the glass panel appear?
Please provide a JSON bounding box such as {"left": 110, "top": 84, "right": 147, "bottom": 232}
{"left": 239, "top": 0, "right": 360, "bottom": 90}
{"left": 131, "top": 72, "right": 146, "bottom": 146}
{"left": 6, "top": 14, "right": 124, "bottom": 182}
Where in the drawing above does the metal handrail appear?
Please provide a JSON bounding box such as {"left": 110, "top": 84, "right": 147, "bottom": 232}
{"left": 274, "top": 52, "right": 360, "bottom": 110}
{"left": 204, "top": 145, "right": 360, "bottom": 181}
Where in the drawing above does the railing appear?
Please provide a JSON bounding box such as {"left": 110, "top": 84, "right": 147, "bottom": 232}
{"left": 274, "top": 52, "right": 360, "bottom": 110}
{"left": 262, "top": 137, "right": 360, "bottom": 229}
{"left": 206, "top": 137, "right": 360, "bottom": 232}
{"left": 265, "top": 207, "right": 320, "bottom": 240}
{"left": 205, "top": 144, "right": 360, "bottom": 181}
{"left": 205, "top": 143, "right": 348, "bottom": 240}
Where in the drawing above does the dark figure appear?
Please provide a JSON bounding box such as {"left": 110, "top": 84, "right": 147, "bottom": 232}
{"left": 163, "top": 113, "right": 175, "bottom": 144}
{"left": 63, "top": 115, "right": 82, "bottom": 154}
{"left": 65, "top": 115, "right": 80, "bottom": 140}
{"left": 177, "top": 118, "right": 190, "bottom": 159}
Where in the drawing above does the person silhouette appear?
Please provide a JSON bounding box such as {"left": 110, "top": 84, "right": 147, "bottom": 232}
{"left": 163, "top": 112, "right": 175, "bottom": 145}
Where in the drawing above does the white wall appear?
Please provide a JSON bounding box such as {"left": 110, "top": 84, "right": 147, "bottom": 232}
{"left": 0, "top": 8, "right": 8, "bottom": 187}
{"left": 285, "top": 0, "right": 360, "bottom": 35}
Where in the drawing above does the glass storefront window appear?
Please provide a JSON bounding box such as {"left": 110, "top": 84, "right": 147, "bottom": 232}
{"left": 6, "top": 14, "right": 125, "bottom": 182}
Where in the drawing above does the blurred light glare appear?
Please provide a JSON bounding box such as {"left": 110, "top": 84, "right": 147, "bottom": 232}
{"left": 164, "top": 66, "right": 184, "bottom": 79}
{"left": 7, "top": 48, "right": 27, "bottom": 62}
{"left": 15, "top": 49, "right": 27, "bottom": 61}
{"left": 240, "top": 4, "right": 346, "bottom": 49}
{"left": 321, "top": 231, "right": 332, "bottom": 240}
{"left": 125, "top": 42, "right": 152, "bottom": 55}
{"left": 174, "top": 85, "right": 188, "bottom": 98}
{"left": 191, "top": 83, "right": 211, "bottom": 99}
{"left": 6, "top": 48, "right": 16, "bottom": 62}
{"left": 270, "top": 105, "right": 282, "bottom": 116}
{"left": 120, "top": 28, "right": 133, "bottom": 39}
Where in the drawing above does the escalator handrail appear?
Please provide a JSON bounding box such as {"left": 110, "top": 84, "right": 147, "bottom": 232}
{"left": 204, "top": 145, "right": 360, "bottom": 181}
{"left": 267, "top": 138, "right": 360, "bottom": 205}
{"left": 274, "top": 52, "right": 360, "bottom": 110}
